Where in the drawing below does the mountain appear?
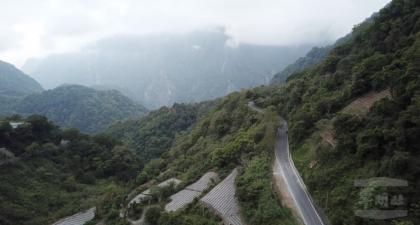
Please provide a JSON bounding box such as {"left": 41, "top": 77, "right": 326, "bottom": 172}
{"left": 99, "top": 0, "right": 420, "bottom": 224}
{"left": 15, "top": 85, "right": 147, "bottom": 133}
{"left": 269, "top": 46, "right": 334, "bottom": 84}
{"left": 3, "top": 1, "right": 419, "bottom": 225}
{"left": 22, "top": 29, "right": 310, "bottom": 108}
{"left": 0, "top": 115, "right": 141, "bottom": 225}
{"left": 0, "top": 60, "right": 147, "bottom": 133}
{"left": 269, "top": 14, "right": 383, "bottom": 85}
{"left": 0, "top": 60, "right": 43, "bottom": 96}
{"left": 0, "top": 60, "right": 43, "bottom": 115}
{"left": 269, "top": 32, "right": 358, "bottom": 84}
{"left": 249, "top": 0, "right": 420, "bottom": 224}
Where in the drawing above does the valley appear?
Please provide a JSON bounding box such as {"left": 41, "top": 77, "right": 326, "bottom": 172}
{"left": 0, "top": 0, "right": 419, "bottom": 225}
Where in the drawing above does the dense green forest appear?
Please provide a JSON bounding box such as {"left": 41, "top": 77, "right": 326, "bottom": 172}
{"left": 0, "top": 115, "right": 142, "bottom": 225}
{"left": 15, "top": 85, "right": 147, "bottom": 133}
{"left": 105, "top": 102, "right": 213, "bottom": 162}
{"left": 249, "top": 0, "right": 420, "bottom": 224}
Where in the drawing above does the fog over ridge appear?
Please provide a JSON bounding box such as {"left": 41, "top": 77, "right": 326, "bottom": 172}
{"left": 0, "top": 0, "right": 390, "bottom": 67}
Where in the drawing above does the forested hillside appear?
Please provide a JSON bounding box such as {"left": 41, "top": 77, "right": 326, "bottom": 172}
{"left": 1, "top": 1, "right": 418, "bottom": 225}
{"left": 0, "top": 60, "right": 43, "bottom": 115}
{"left": 103, "top": 98, "right": 295, "bottom": 225}
{"left": 270, "top": 31, "right": 357, "bottom": 84}
{"left": 101, "top": 1, "right": 420, "bottom": 224}
{"left": 15, "top": 85, "right": 147, "bottom": 133}
{"left": 100, "top": 92, "right": 298, "bottom": 225}
{"left": 0, "top": 60, "right": 43, "bottom": 96}
{"left": 0, "top": 62, "right": 146, "bottom": 133}
{"left": 249, "top": 0, "right": 420, "bottom": 224}
{"left": 270, "top": 46, "right": 333, "bottom": 84}
{"left": 106, "top": 101, "right": 214, "bottom": 162}
{"left": 0, "top": 115, "right": 141, "bottom": 225}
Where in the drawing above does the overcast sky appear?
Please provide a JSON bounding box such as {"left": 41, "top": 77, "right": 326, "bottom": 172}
{"left": 0, "top": 0, "right": 390, "bottom": 67}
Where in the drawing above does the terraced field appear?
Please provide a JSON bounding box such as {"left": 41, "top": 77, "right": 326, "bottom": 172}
{"left": 200, "top": 169, "right": 244, "bottom": 225}
{"left": 165, "top": 189, "right": 202, "bottom": 212}
{"left": 52, "top": 208, "right": 95, "bottom": 225}
{"left": 165, "top": 172, "right": 218, "bottom": 212}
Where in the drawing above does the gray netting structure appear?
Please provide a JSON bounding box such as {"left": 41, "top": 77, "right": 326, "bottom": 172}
{"left": 52, "top": 208, "right": 95, "bottom": 225}
{"left": 200, "top": 169, "right": 244, "bottom": 225}
{"left": 165, "top": 172, "right": 218, "bottom": 212}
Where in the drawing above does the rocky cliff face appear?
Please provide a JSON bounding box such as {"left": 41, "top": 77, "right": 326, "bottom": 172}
{"left": 23, "top": 30, "right": 310, "bottom": 108}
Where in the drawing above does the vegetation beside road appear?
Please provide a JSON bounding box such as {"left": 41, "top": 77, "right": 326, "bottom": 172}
{"left": 250, "top": 1, "right": 420, "bottom": 224}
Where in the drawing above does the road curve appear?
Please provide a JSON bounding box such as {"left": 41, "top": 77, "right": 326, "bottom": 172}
{"left": 248, "top": 102, "right": 326, "bottom": 225}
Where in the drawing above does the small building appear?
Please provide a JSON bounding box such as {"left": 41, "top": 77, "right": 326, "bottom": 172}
{"left": 9, "top": 122, "right": 24, "bottom": 129}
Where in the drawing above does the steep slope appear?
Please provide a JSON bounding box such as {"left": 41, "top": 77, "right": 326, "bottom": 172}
{"left": 0, "top": 60, "right": 43, "bottom": 96}
{"left": 113, "top": 1, "right": 420, "bottom": 224}
{"left": 0, "top": 95, "right": 20, "bottom": 116}
{"left": 270, "top": 46, "right": 334, "bottom": 84}
{"left": 249, "top": 0, "right": 420, "bottom": 224}
{"left": 0, "top": 116, "right": 141, "bottom": 225}
{"left": 270, "top": 14, "right": 382, "bottom": 85}
{"left": 105, "top": 101, "right": 213, "bottom": 162}
{"left": 270, "top": 33, "right": 355, "bottom": 84}
{"left": 0, "top": 60, "right": 43, "bottom": 115}
{"left": 22, "top": 29, "right": 310, "bottom": 108}
{"left": 15, "top": 85, "right": 147, "bottom": 133}
{"left": 102, "top": 92, "right": 298, "bottom": 225}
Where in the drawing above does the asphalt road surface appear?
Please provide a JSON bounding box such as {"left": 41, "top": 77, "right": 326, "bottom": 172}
{"left": 248, "top": 102, "right": 326, "bottom": 225}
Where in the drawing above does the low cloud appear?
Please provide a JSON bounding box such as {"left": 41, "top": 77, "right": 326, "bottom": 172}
{"left": 0, "top": 29, "right": 21, "bottom": 51}
{"left": 0, "top": 0, "right": 391, "bottom": 67}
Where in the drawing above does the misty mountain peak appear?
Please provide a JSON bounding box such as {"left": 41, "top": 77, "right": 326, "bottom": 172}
{"left": 22, "top": 29, "right": 310, "bottom": 108}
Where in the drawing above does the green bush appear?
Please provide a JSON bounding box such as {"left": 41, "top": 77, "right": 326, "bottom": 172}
{"left": 145, "top": 207, "right": 162, "bottom": 225}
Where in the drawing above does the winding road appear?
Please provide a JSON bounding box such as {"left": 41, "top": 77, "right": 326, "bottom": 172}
{"left": 248, "top": 102, "right": 326, "bottom": 225}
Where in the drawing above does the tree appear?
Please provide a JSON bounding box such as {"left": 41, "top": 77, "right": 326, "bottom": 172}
{"left": 145, "top": 207, "right": 162, "bottom": 225}
{"left": 210, "top": 110, "right": 231, "bottom": 137}
{"left": 0, "top": 121, "right": 12, "bottom": 145}
{"left": 26, "top": 115, "right": 56, "bottom": 140}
